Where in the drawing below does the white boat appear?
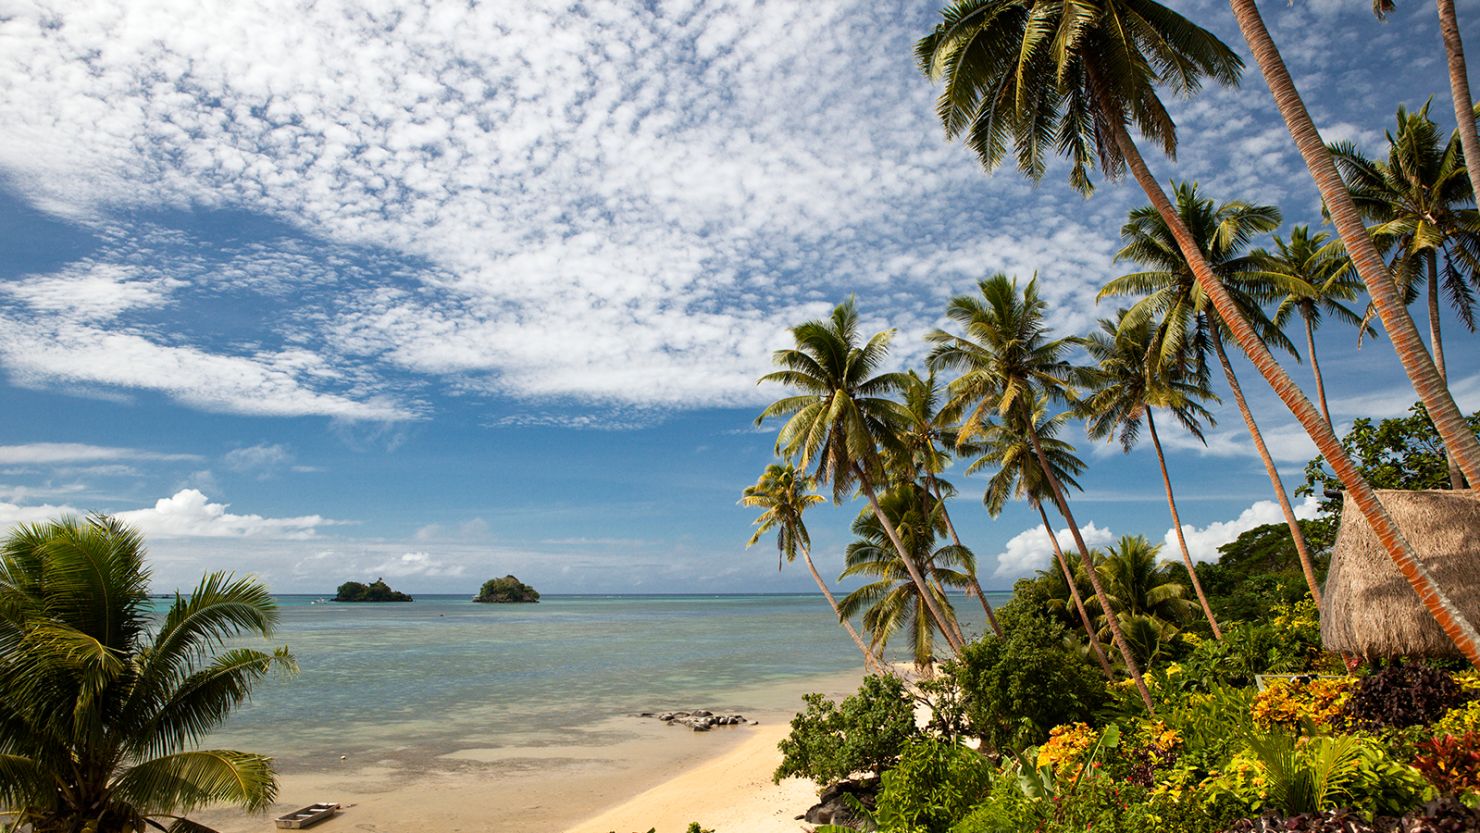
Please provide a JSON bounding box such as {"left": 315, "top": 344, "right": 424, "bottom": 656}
{"left": 274, "top": 802, "right": 340, "bottom": 829}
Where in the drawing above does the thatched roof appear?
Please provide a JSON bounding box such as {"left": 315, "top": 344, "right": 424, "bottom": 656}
{"left": 1321, "top": 489, "right": 1480, "bottom": 658}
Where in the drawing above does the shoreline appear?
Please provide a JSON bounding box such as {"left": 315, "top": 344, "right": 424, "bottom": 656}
{"left": 195, "top": 667, "right": 864, "bottom": 833}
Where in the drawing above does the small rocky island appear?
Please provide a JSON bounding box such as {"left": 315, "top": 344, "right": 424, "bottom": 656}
{"left": 334, "top": 578, "right": 413, "bottom": 602}
{"left": 474, "top": 574, "right": 540, "bottom": 603}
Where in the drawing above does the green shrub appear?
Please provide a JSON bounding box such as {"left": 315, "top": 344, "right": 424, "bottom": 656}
{"left": 1175, "top": 608, "right": 1325, "bottom": 691}
{"left": 774, "top": 674, "right": 919, "bottom": 787}
{"left": 874, "top": 738, "right": 993, "bottom": 833}
{"left": 948, "top": 769, "right": 1046, "bottom": 833}
{"left": 954, "top": 611, "right": 1107, "bottom": 753}
{"left": 1209, "top": 731, "right": 1429, "bottom": 820}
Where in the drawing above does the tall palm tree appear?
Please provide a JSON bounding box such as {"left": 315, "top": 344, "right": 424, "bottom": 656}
{"left": 0, "top": 516, "right": 296, "bottom": 833}
{"left": 1376, "top": 0, "right": 1480, "bottom": 206}
{"left": 1224, "top": 0, "right": 1480, "bottom": 489}
{"left": 922, "top": 0, "right": 1480, "bottom": 665}
{"left": 961, "top": 402, "right": 1116, "bottom": 676}
{"left": 893, "top": 369, "right": 1002, "bottom": 637}
{"left": 837, "top": 486, "right": 972, "bottom": 670}
{"left": 1331, "top": 103, "right": 1480, "bottom": 488}
{"left": 927, "top": 274, "right": 1155, "bottom": 711}
{"left": 1100, "top": 183, "right": 1325, "bottom": 609}
{"left": 755, "top": 300, "right": 965, "bottom": 653}
{"left": 1081, "top": 310, "right": 1224, "bottom": 638}
{"left": 1257, "top": 226, "right": 1370, "bottom": 428}
{"left": 742, "top": 463, "right": 883, "bottom": 673}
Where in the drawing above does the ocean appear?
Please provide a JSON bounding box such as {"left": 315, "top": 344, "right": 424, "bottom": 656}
{"left": 201, "top": 592, "right": 1007, "bottom": 769}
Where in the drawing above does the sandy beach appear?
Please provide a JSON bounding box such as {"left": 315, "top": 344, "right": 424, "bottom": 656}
{"left": 196, "top": 668, "right": 865, "bottom": 833}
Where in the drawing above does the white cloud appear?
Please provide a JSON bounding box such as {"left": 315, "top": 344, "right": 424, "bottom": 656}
{"left": 223, "top": 443, "right": 295, "bottom": 475}
{"left": 991, "top": 520, "right": 1115, "bottom": 580}
{"left": 1163, "top": 494, "right": 1322, "bottom": 565}
{"left": 0, "top": 443, "right": 201, "bottom": 465}
{"left": 367, "top": 551, "right": 466, "bottom": 578}
{"left": 114, "top": 489, "right": 340, "bottom": 539}
{"left": 0, "top": 500, "right": 84, "bottom": 527}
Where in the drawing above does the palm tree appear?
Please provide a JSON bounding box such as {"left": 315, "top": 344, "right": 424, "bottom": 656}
{"left": 922, "top": 0, "right": 1480, "bottom": 665}
{"left": 755, "top": 299, "right": 965, "bottom": 653}
{"left": 1081, "top": 310, "right": 1224, "bottom": 638}
{"left": 0, "top": 516, "right": 296, "bottom": 833}
{"left": 961, "top": 402, "right": 1116, "bottom": 676}
{"left": 927, "top": 274, "right": 1155, "bottom": 711}
{"left": 742, "top": 464, "right": 883, "bottom": 673}
{"left": 1375, "top": 0, "right": 1480, "bottom": 207}
{"left": 1257, "top": 226, "right": 1370, "bottom": 428}
{"left": 837, "top": 486, "right": 972, "bottom": 670}
{"left": 1090, "top": 535, "right": 1193, "bottom": 632}
{"left": 1100, "top": 183, "right": 1325, "bottom": 609}
{"left": 1331, "top": 103, "right": 1480, "bottom": 487}
{"left": 1225, "top": 0, "right": 1480, "bottom": 489}
{"left": 893, "top": 369, "right": 1002, "bottom": 638}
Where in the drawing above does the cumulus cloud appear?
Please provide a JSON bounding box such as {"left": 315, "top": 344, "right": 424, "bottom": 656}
{"left": 114, "top": 489, "right": 341, "bottom": 539}
{"left": 1163, "top": 495, "right": 1322, "bottom": 565}
{"left": 991, "top": 520, "right": 1116, "bottom": 580}
{"left": 367, "top": 551, "right": 466, "bottom": 578}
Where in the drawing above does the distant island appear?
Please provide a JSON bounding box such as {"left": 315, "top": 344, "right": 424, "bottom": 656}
{"left": 474, "top": 575, "right": 540, "bottom": 603}
{"left": 334, "top": 578, "right": 413, "bottom": 602}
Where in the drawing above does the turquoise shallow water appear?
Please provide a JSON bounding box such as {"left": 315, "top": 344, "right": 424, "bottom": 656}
{"left": 198, "top": 593, "right": 1006, "bottom": 768}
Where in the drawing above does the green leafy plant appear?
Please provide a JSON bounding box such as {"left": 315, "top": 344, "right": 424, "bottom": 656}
{"left": 773, "top": 674, "right": 919, "bottom": 787}
{"left": 1213, "top": 731, "right": 1428, "bottom": 819}
{"left": 874, "top": 738, "right": 994, "bottom": 833}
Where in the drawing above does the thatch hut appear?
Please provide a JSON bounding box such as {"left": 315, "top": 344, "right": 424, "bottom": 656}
{"left": 1321, "top": 489, "right": 1480, "bottom": 659}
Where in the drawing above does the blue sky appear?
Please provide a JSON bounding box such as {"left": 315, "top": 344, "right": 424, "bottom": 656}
{"left": 1, "top": 0, "right": 1476, "bottom": 594}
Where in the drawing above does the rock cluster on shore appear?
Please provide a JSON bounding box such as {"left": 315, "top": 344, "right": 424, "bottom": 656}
{"left": 638, "top": 710, "right": 755, "bottom": 731}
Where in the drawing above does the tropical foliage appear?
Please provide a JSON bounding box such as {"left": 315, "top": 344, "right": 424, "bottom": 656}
{"left": 0, "top": 516, "right": 295, "bottom": 833}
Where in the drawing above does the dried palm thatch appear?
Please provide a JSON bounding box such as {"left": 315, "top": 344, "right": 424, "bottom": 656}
{"left": 1322, "top": 489, "right": 1480, "bottom": 658}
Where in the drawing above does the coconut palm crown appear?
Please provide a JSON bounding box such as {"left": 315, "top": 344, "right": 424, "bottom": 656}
{"left": 916, "top": 0, "right": 1242, "bottom": 194}
{"left": 0, "top": 516, "right": 296, "bottom": 833}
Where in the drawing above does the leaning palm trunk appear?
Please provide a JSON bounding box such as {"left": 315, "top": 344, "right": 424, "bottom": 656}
{"left": 1037, "top": 501, "right": 1116, "bottom": 677}
{"left": 1437, "top": 0, "right": 1480, "bottom": 202}
{"left": 1426, "top": 259, "right": 1466, "bottom": 488}
{"left": 1226, "top": 0, "right": 1480, "bottom": 487}
{"left": 1027, "top": 429, "right": 1155, "bottom": 711}
{"left": 1301, "top": 312, "right": 1333, "bottom": 428}
{"left": 1207, "top": 330, "right": 1324, "bottom": 607}
{"left": 930, "top": 477, "right": 1004, "bottom": 638}
{"left": 1105, "top": 106, "right": 1480, "bottom": 667}
{"left": 857, "top": 468, "right": 965, "bottom": 654}
{"left": 800, "top": 546, "right": 884, "bottom": 674}
{"left": 1145, "top": 408, "right": 1226, "bottom": 637}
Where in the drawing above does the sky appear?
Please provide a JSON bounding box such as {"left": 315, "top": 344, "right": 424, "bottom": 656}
{"left": 1, "top": 0, "right": 1477, "bottom": 595}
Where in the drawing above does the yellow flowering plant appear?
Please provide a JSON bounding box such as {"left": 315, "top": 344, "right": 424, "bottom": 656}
{"left": 1036, "top": 722, "right": 1098, "bottom": 777}
{"left": 1250, "top": 676, "right": 1354, "bottom": 731}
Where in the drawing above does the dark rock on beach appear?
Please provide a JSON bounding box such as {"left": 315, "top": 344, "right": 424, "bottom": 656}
{"left": 641, "top": 710, "right": 751, "bottom": 731}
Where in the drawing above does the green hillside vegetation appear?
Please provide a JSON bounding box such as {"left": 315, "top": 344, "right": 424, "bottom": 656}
{"left": 334, "top": 578, "right": 413, "bottom": 602}
{"left": 475, "top": 575, "right": 540, "bottom": 603}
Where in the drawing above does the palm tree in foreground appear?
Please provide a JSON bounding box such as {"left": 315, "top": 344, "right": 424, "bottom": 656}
{"left": 0, "top": 516, "right": 296, "bottom": 833}
{"left": 742, "top": 464, "right": 883, "bottom": 674}
{"left": 1225, "top": 0, "right": 1480, "bottom": 487}
{"left": 837, "top": 485, "right": 972, "bottom": 670}
{"left": 755, "top": 300, "right": 964, "bottom": 654}
{"left": 1101, "top": 183, "right": 1325, "bottom": 610}
{"left": 1081, "top": 310, "right": 1224, "bottom": 638}
{"left": 1257, "top": 225, "right": 1369, "bottom": 428}
{"left": 921, "top": 0, "right": 1480, "bottom": 666}
{"left": 963, "top": 402, "right": 1115, "bottom": 677}
{"left": 928, "top": 274, "right": 1155, "bottom": 711}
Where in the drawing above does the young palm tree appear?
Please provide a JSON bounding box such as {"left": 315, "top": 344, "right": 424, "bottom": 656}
{"left": 1331, "top": 102, "right": 1480, "bottom": 489}
{"left": 755, "top": 300, "right": 964, "bottom": 653}
{"left": 0, "top": 516, "right": 296, "bottom": 833}
{"left": 928, "top": 274, "right": 1155, "bottom": 711}
{"left": 961, "top": 402, "right": 1116, "bottom": 676}
{"left": 1225, "top": 0, "right": 1480, "bottom": 489}
{"left": 1081, "top": 310, "right": 1224, "bottom": 638}
{"left": 742, "top": 464, "right": 883, "bottom": 673}
{"left": 1101, "top": 183, "right": 1324, "bottom": 609}
{"left": 1090, "top": 535, "right": 1193, "bottom": 634}
{"left": 893, "top": 369, "right": 1002, "bottom": 637}
{"left": 922, "top": 0, "right": 1480, "bottom": 665}
{"left": 837, "top": 486, "right": 972, "bottom": 670}
{"left": 1256, "top": 226, "right": 1370, "bottom": 428}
